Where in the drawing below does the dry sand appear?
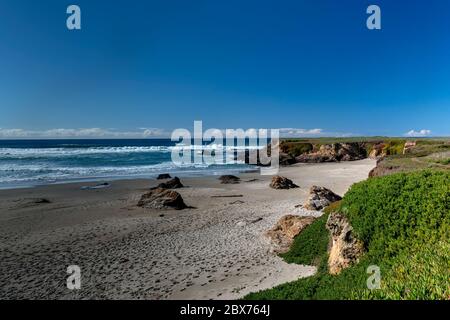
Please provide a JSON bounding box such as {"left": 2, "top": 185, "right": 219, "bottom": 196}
{"left": 0, "top": 159, "right": 375, "bottom": 299}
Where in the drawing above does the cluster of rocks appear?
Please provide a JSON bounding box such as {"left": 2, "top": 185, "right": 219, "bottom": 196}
{"left": 145, "top": 170, "right": 365, "bottom": 275}
{"left": 265, "top": 182, "right": 363, "bottom": 274}
{"left": 295, "top": 143, "right": 367, "bottom": 163}
{"left": 269, "top": 176, "right": 299, "bottom": 189}
{"left": 303, "top": 186, "right": 342, "bottom": 211}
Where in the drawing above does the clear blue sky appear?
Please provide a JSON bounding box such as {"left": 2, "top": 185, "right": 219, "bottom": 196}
{"left": 1, "top": 0, "right": 449, "bottom": 138}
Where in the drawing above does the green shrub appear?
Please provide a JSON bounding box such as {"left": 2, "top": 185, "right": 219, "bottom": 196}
{"left": 280, "top": 213, "right": 329, "bottom": 266}
{"left": 341, "top": 170, "right": 450, "bottom": 259}
{"left": 382, "top": 140, "right": 406, "bottom": 155}
{"left": 280, "top": 142, "right": 313, "bottom": 157}
{"left": 357, "top": 241, "right": 450, "bottom": 300}
{"left": 245, "top": 170, "right": 450, "bottom": 300}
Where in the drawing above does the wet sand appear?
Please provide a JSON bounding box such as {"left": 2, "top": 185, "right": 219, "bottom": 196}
{"left": 0, "top": 159, "right": 375, "bottom": 299}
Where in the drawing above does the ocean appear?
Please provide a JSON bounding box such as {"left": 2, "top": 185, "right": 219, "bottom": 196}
{"left": 0, "top": 139, "right": 258, "bottom": 189}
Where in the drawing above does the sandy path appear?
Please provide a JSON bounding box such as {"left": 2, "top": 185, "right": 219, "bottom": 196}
{"left": 0, "top": 159, "right": 375, "bottom": 299}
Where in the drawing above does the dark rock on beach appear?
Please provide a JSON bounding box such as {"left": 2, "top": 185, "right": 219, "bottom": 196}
{"left": 156, "top": 177, "right": 184, "bottom": 189}
{"left": 218, "top": 175, "right": 241, "bottom": 184}
{"left": 269, "top": 176, "right": 299, "bottom": 189}
{"left": 137, "top": 187, "right": 187, "bottom": 210}
{"left": 157, "top": 173, "right": 172, "bottom": 180}
{"left": 303, "top": 186, "right": 342, "bottom": 211}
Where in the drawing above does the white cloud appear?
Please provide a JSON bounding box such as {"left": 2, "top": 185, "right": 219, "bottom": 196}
{"left": 278, "top": 128, "right": 324, "bottom": 137}
{"left": 0, "top": 128, "right": 169, "bottom": 139}
{"left": 405, "top": 129, "right": 432, "bottom": 137}
{"left": 0, "top": 127, "right": 358, "bottom": 139}
{"left": 142, "top": 128, "right": 168, "bottom": 138}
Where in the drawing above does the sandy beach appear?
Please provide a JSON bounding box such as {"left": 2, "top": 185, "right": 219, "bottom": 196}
{"left": 0, "top": 159, "right": 375, "bottom": 300}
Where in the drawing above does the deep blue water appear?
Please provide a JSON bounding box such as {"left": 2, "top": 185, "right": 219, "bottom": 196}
{"left": 0, "top": 139, "right": 256, "bottom": 189}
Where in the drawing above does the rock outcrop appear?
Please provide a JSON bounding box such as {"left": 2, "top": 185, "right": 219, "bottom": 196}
{"left": 157, "top": 173, "right": 172, "bottom": 180}
{"left": 369, "top": 143, "right": 386, "bottom": 159}
{"left": 137, "top": 187, "right": 187, "bottom": 210}
{"left": 219, "top": 175, "right": 241, "bottom": 184}
{"left": 368, "top": 159, "right": 401, "bottom": 178}
{"left": 269, "top": 176, "right": 299, "bottom": 189}
{"left": 326, "top": 212, "right": 364, "bottom": 275}
{"left": 303, "top": 186, "right": 342, "bottom": 211}
{"left": 156, "top": 177, "right": 184, "bottom": 189}
{"left": 295, "top": 143, "right": 367, "bottom": 163}
{"left": 403, "top": 141, "right": 417, "bottom": 154}
{"left": 266, "top": 215, "right": 316, "bottom": 253}
{"left": 279, "top": 152, "right": 296, "bottom": 166}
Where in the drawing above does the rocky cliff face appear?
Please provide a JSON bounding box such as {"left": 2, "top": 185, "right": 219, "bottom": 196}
{"left": 238, "top": 142, "right": 370, "bottom": 167}
{"left": 369, "top": 143, "right": 387, "bottom": 159}
{"left": 295, "top": 143, "right": 368, "bottom": 163}
{"left": 326, "top": 212, "right": 364, "bottom": 275}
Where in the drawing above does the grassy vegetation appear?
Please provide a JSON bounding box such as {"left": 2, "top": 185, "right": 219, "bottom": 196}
{"left": 438, "top": 158, "right": 450, "bottom": 165}
{"left": 341, "top": 170, "right": 449, "bottom": 259}
{"left": 279, "top": 213, "right": 330, "bottom": 266}
{"left": 280, "top": 142, "right": 313, "bottom": 157}
{"left": 357, "top": 241, "right": 450, "bottom": 299}
{"left": 280, "top": 137, "right": 450, "bottom": 160}
{"left": 371, "top": 139, "right": 450, "bottom": 177}
{"left": 281, "top": 137, "right": 391, "bottom": 144}
{"left": 381, "top": 140, "right": 406, "bottom": 155}
{"left": 245, "top": 170, "right": 450, "bottom": 300}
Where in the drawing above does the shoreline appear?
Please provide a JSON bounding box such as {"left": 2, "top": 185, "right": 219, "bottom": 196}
{"left": 0, "top": 167, "right": 259, "bottom": 191}
{"left": 0, "top": 159, "right": 376, "bottom": 299}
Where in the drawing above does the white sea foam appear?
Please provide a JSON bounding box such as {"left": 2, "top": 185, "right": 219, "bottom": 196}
{"left": 0, "top": 143, "right": 261, "bottom": 188}
{"left": 0, "top": 144, "right": 263, "bottom": 159}
{"left": 0, "top": 146, "right": 171, "bottom": 158}
{"left": 0, "top": 160, "right": 251, "bottom": 186}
